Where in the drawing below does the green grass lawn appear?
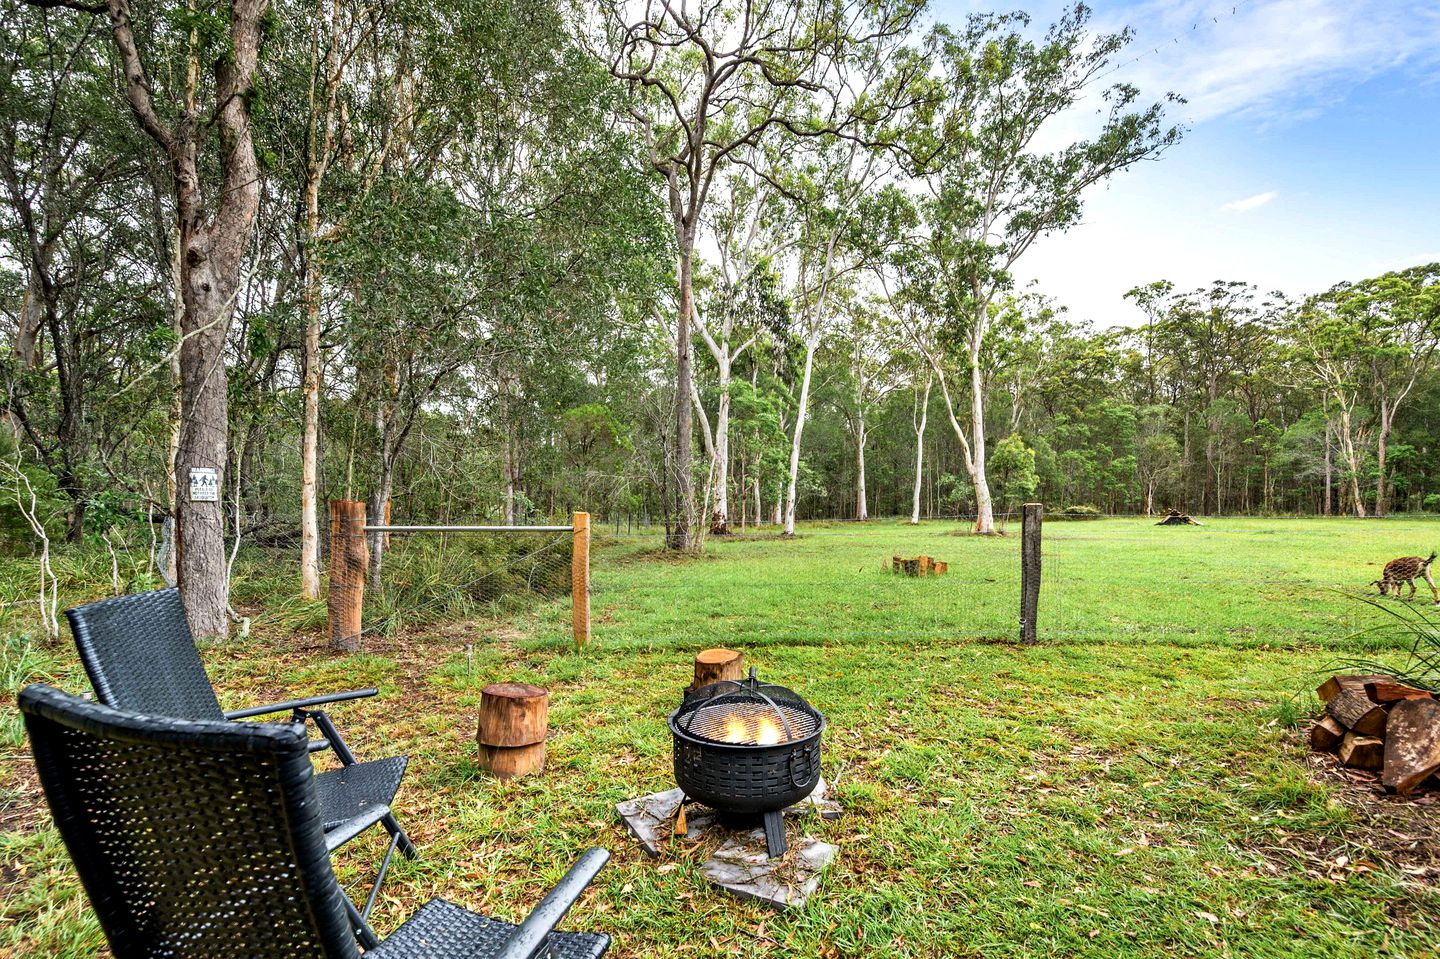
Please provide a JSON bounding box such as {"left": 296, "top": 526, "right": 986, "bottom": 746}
{"left": 4, "top": 516, "right": 1440, "bottom": 957}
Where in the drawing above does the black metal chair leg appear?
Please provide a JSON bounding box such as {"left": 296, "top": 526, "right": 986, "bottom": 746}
{"left": 344, "top": 892, "right": 380, "bottom": 949}
{"left": 363, "top": 830, "right": 402, "bottom": 922}
{"left": 382, "top": 810, "right": 419, "bottom": 860}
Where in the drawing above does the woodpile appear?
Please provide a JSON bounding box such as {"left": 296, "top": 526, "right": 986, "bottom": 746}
{"left": 891, "top": 555, "right": 948, "bottom": 576}
{"left": 1310, "top": 674, "right": 1440, "bottom": 794}
{"left": 1155, "top": 508, "right": 1201, "bottom": 526}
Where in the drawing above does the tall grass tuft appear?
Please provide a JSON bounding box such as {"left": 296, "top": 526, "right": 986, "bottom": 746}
{"left": 1329, "top": 596, "right": 1440, "bottom": 693}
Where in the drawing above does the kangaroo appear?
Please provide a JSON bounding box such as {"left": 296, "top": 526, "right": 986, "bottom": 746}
{"left": 1373, "top": 552, "right": 1439, "bottom": 603}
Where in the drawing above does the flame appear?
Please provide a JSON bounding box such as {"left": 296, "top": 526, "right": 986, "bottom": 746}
{"left": 716, "top": 711, "right": 787, "bottom": 745}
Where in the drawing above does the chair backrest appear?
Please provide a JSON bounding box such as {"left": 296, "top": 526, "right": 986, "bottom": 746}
{"left": 19, "top": 684, "right": 358, "bottom": 959}
{"left": 65, "top": 588, "right": 225, "bottom": 721}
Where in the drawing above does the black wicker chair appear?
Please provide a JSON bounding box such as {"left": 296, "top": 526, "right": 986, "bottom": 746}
{"left": 19, "top": 684, "right": 612, "bottom": 959}
{"left": 65, "top": 587, "right": 414, "bottom": 946}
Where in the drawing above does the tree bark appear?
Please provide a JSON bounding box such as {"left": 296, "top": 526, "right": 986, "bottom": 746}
{"left": 854, "top": 407, "right": 868, "bottom": 521}
{"left": 911, "top": 374, "right": 930, "bottom": 525}
{"left": 103, "top": 0, "right": 268, "bottom": 639}
{"left": 670, "top": 243, "right": 695, "bottom": 550}
{"left": 783, "top": 335, "right": 819, "bottom": 536}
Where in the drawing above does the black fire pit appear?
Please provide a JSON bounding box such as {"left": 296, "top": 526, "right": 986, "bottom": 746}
{"left": 669, "top": 668, "right": 825, "bottom": 857}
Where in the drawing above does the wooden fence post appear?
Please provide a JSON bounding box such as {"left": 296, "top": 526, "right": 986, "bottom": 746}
{"left": 572, "top": 511, "right": 590, "bottom": 648}
{"left": 1020, "top": 502, "right": 1042, "bottom": 645}
{"left": 328, "top": 500, "right": 367, "bottom": 652}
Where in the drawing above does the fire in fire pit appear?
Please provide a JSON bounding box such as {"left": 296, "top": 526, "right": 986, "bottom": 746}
{"left": 669, "top": 669, "right": 825, "bottom": 857}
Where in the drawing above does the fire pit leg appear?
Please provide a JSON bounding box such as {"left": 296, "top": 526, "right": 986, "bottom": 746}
{"left": 763, "top": 809, "right": 787, "bottom": 858}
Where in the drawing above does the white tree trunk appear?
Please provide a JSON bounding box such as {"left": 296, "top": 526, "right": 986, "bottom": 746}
{"left": 783, "top": 336, "right": 819, "bottom": 536}
{"left": 854, "top": 414, "right": 868, "bottom": 521}
{"left": 711, "top": 363, "right": 731, "bottom": 533}
{"left": 911, "top": 375, "right": 930, "bottom": 525}
{"left": 968, "top": 335, "right": 995, "bottom": 534}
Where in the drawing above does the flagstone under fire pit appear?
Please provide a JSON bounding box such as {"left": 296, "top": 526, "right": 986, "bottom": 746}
{"left": 615, "top": 780, "right": 842, "bottom": 908}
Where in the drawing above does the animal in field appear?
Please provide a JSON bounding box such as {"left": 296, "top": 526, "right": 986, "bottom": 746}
{"left": 1371, "top": 552, "right": 1438, "bottom": 603}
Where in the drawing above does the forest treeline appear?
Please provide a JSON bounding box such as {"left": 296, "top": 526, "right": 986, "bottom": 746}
{"left": 2, "top": 0, "right": 1437, "bottom": 638}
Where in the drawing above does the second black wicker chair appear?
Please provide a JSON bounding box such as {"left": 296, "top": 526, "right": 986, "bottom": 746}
{"left": 64, "top": 587, "right": 413, "bottom": 946}
{"left": 19, "top": 684, "right": 611, "bottom": 959}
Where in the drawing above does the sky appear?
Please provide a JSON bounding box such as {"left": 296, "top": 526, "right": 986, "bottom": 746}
{"left": 927, "top": 0, "right": 1440, "bottom": 328}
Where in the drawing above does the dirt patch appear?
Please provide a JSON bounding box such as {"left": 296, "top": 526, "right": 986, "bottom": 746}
{"left": 1282, "top": 735, "right": 1440, "bottom": 888}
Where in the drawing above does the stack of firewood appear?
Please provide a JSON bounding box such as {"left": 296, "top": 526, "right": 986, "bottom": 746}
{"left": 891, "top": 555, "right": 948, "bottom": 576}
{"left": 1310, "top": 674, "right": 1440, "bottom": 794}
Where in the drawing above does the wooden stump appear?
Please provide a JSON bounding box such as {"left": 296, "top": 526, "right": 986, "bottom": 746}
{"left": 692, "top": 648, "right": 745, "bottom": 691}
{"left": 918, "top": 556, "right": 933, "bottom": 575}
{"left": 477, "top": 682, "right": 549, "bottom": 779}
{"left": 933, "top": 561, "right": 948, "bottom": 575}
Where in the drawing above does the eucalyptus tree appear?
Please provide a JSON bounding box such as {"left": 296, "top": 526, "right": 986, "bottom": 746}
{"left": 1294, "top": 265, "right": 1440, "bottom": 517}
{"left": 600, "top": 0, "right": 920, "bottom": 549}
{"left": 898, "top": 5, "right": 1181, "bottom": 533}
{"left": 693, "top": 170, "right": 785, "bottom": 533}
{"left": 23, "top": 0, "right": 269, "bottom": 637}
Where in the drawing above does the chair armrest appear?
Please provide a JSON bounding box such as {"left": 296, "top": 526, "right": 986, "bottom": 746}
{"left": 495, "top": 848, "right": 610, "bottom": 959}
{"left": 324, "top": 804, "right": 392, "bottom": 853}
{"left": 224, "top": 687, "right": 379, "bottom": 719}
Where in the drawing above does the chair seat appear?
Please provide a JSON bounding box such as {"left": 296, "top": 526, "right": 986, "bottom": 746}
{"left": 316, "top": 755, "right": 409, "bottom": 831}
{"left": 372, "top": 898, "right": 610, "bottom": 959}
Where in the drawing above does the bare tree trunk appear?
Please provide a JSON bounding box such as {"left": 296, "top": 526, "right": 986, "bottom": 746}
{"left": 968, "top": 336, "right": 995, "bottom": 534}
{"left": 854, "top": 410, "right": 868, "bottom": 521}
{"left": 1323, "top": 413, "right": 1333, "bottom": 516}
{"left": 670, "top": 245, "right": 695, "bottom": 550}
{"left": 911, "top": 375, "right": 930, "bottom": 525}
{"left": 711, "top": 371, "right": 730, "bottom": 533}
{"left": 1375, "top": 402, "right": 1392, "bottom": 517}
{"left": 783, "top": 335, "right": 819, "bottom": 536}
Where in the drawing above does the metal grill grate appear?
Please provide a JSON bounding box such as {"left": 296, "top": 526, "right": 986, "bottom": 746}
{"left": 681, "top": 701, "right": 820, "bottom": 745}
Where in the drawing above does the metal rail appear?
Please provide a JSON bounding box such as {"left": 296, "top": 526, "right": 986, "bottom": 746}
{"left": 360, "top": 524, "right": 573, "bottom": 533}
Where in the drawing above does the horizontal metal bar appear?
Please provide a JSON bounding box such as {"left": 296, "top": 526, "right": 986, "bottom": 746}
{"left": 361, "top": 525, "right": 573, "bottom": 533}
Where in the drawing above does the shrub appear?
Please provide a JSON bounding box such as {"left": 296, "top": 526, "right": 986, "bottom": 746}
{"left": 1053, "top": 504, "right": 1104, "bottom": 521}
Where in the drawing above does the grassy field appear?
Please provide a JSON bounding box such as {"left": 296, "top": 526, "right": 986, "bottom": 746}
{"left": 4, "top": 516, "right": 1440, "bottom": 957}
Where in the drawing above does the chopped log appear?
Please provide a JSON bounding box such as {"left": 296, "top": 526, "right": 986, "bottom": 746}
{"left": 478, "top": 742, "right": 546, "bottom": 780}
{"left": 1155, "top": 508, "right": 1201, "bottom": 526}
{"left": 1326, "top": 689, "right": 1388, "bottom": 736}
{"left": 1382, "top": 698, "right": 1440, "bottom": 794}
{"left": 1338, "top": 732, "right": 1385, "bottom": 771}
{"left": 692, "top": 648, "right": 744, "bottom": 691}
{"left": 1309, "top": 716, "right": 1345, "bottom": 752}
{"left": 892, "top": 555, "right": 904, "bottom": 573}
{"left": 933, "top": 561, "right": 949, "bottom": 575}
{"left": 478, "top": 682, "right": 549, "bottom": 778}
{"left": 1364, "top": 681, "right": 1434, "bottom": 705}
{"left": 902, "top": 559, "right": 920, "bottom": 576}
{"left": 918, "top": 556, "right": 933, "bottom": 575}
{"left": 1317, "top": 673, "right": 1394, "bottom": 703}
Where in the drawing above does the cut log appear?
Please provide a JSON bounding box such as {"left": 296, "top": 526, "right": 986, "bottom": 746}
{"left": 692, "top": 648, "right": 745, "bottom": 691}
{"left": 1317, "top": 674, "right": 1394, "bottom": 703}
{"left": 1338, "top": 732, "right": 1385, "bottom": 771}
{"left": 892, "top": 555, "right": 903, "bottom": 573}
{"left": 1309, "top": 716, "right": 1345, "bottom": 752}
{"left": 1364, "top": 681, "right": 1434, "bottom": 705}
{"left": 933, "top": 561, "right": 948, "bottom": 575}
{"left": 478, "top": 682, "right": 549, "bottom": 748}
{"left": 477, "top": 742, "right": 546, "bottom": 780}
{"left": 1326, "top": 689, "right": 1388, "bottom": 736}
{"left": 902, "top": 559, "right": 920, "bottom": 576}
{"left": 1382, "top": 698, "right": 1440, "bottom": 794}
{"left": 918, "top": 556, "right": 933, "bottom": 575}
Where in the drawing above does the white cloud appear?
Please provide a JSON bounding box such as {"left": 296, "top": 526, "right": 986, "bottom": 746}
{"left": 1101, "top": 1, "right": 1440, "bottom": 126}
{"left": 1219, "top": 191, "right": 1276, "bottom": 213}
